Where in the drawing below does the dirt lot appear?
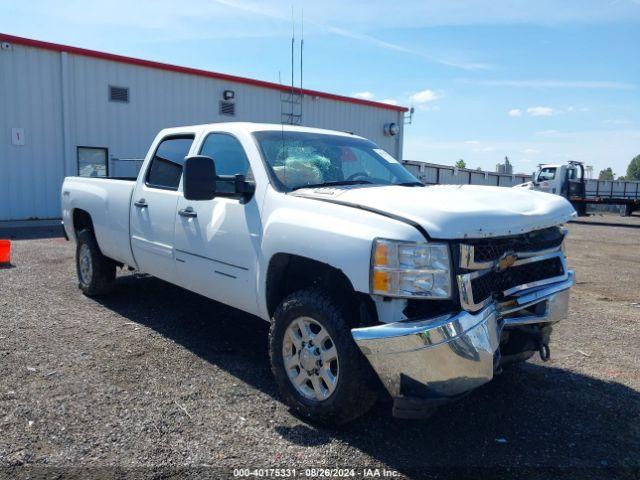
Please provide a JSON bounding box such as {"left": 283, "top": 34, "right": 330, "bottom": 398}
{"left": 1, "top": 214, "right": 639, "bottom": 478}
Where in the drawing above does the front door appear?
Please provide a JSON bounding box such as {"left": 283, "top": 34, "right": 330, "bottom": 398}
{"left": 174, "top": 132, "right": 261, "bottom": 315}
{"left": 130, "top": 135, "right": 194, "bottom": 283}
{"left": 536, "top": 166, "right": 558, "bottom": 194}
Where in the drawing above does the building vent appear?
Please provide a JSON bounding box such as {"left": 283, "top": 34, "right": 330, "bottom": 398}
{"left": 109, "top": 86, "right": 129, "bottom": 103}
{"left": 219, "top": 100, "right": 235, "bottom": 116}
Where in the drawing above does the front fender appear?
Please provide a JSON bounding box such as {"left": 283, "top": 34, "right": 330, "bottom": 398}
{"left": 256, "top": 191, "right": 423, "bottom": 319}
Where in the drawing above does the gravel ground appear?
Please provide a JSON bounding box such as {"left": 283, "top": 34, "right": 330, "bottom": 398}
{"left": 1, "top": 214, "right": 639, "bottom": 479}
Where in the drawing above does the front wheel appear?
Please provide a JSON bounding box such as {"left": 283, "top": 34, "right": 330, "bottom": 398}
{"left": 269, "top": 288, "right": 377, "bottom": 426}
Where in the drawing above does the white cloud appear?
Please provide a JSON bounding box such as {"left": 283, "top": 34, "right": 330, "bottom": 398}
{"left": 535, "top": 130, "right": 559, "bottom": 136}
{"left": 353, "top": 91, "right": 375, "bottom": 100}
{"left": 464, "top": 140, "right": 480, "bottom": 145}
{"left": 603, "top": 119, "right": 632, "bottom": 125}
{"left": 508, "top": 108, "right": 523, "bottom": 117}
{"left": 380, "top": 98, "right": 398, "bottom": 105}
{"left": 327, "top": 26, "right": 492, "bottom": 71}
{"left": 410, "top": 89, "right": 441, "bottom": 104}
{"left": 522, "top": 148, "right": 541, "bottom": 155}
{"left": 527, "top": 106, "right": 554, "bottom": 116}
{"left": 456, "top": 79, "right": 635, "bottom": 89}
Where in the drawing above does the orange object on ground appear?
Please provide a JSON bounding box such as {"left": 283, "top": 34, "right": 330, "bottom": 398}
{"left": 0, "top": 239, "right": 11, "bottom": 264}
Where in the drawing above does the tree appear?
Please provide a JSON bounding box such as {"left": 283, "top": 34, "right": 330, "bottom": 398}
{"left": 626, "top": 154, "right": 640, "bottom": 180}
{"left": 455, "top": 159, "right": 466, "bottom": 169}
{"left": 598, "top": 167, "right": 614, "bottom": 180}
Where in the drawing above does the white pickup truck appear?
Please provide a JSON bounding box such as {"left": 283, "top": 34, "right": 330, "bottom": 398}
{"left": 62, "top": 122, "right": 576, "bottom": 425}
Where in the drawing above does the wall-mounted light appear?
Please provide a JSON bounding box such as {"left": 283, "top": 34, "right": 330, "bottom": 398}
{"left": 223, "top": 89, "right": 235, "bottom": 101}
{"left": 384, "top": 122, "right": 400, "bottom": 136}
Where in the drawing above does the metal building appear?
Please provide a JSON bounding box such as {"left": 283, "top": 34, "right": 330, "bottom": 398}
{"left": 0, "top": 33, "right": 407, "bottom": 221}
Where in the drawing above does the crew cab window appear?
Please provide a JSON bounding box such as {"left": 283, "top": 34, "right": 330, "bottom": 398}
{"left": 537, "top": 167, "right": 556, "bottom": 181}
{"left": 199, "top": 133, "right": 252, "bottom": 193}
{"left": 146, "top": 136, "right": 194, "bottom": 190}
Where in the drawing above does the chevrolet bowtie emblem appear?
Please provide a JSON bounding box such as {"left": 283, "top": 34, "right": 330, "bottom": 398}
{"left": 496, "top": 252, "right": 518, "bottom": 272}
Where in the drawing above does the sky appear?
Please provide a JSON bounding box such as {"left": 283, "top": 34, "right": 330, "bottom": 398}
{"left": 2, "top": 0, "right": 639, "bottom": 176}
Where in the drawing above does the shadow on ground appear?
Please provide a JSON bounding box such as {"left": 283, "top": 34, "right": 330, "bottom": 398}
{"left": 0, "top": 225, "right": 64, "bottom": 240}
{"left": 96, "top": 274, "right": 640, "bottom": 476}
{"left": 570, "top": 217, "right": 640, "bottom": 229}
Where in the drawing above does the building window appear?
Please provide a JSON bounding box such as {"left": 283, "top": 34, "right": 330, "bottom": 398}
{"left": 77, "top": 147, "right": 108, "bottom": 177}
{"left": 109, "top": 85, "right": 129, "bottom": 103}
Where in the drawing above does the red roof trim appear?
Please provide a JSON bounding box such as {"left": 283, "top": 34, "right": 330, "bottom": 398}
{"left": 0, "top": 33, "right": 408, "bottom": 113}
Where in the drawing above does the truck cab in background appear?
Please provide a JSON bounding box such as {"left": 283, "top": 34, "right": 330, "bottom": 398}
{"left": 526, "top": 162, "right": 584, "bottom": 198}
{"left": 516, "top": 161, "right": 639, "bottom": 216}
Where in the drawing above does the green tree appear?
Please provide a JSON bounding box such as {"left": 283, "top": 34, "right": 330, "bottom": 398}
{"left": 626, "top": 154, "right": 640, "bottom": 180}
{"left": 598, "top": 167, "right": 615, "bottom": 180}
{"left": 455, "top": 159, "right": 467, "bottom": 169}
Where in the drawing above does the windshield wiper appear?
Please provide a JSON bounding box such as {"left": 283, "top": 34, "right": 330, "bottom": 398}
{"left": 290, "top": 180, "right": 373, "bottom": 191}
{"left": 397, "top": 181, "right": 424, "bottom": 187}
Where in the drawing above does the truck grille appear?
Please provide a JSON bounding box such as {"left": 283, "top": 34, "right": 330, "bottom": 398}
{"left": 460, "top": 227, "right": 564, "bottom": 267}
{"left": 469, "top": 257, "right": 564, "bottom": 304}
{"left": 456, "top": 228, "right": 568, "bottom": 311}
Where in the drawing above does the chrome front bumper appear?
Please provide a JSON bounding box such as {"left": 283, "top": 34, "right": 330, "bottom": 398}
{"left": 351, "top": 271, "right": 574, "bottom": 401}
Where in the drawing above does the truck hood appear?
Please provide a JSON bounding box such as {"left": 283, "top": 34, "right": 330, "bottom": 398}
{"left": 294, "top": 184, "right": 576, "bottom": 239}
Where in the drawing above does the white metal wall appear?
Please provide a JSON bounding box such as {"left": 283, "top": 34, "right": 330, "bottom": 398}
{"left": 0, "top": 42, "right": 403, "bottom": 221}
{"left": 0, "top": 46, "right": 66, "bottom": 220}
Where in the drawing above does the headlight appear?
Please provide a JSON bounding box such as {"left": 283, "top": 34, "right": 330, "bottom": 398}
{"left": 371, "top": 239, "right": 451, "bottom": 298}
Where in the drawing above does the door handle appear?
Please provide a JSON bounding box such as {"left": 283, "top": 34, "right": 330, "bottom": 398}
{"left": 134, "top": 199, "right": 148, "bottom": 208}
{"left": 178, "top": 207, "right": 197, "bottom": 218}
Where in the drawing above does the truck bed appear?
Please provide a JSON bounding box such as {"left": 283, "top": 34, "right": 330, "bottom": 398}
{"left": 61, "top": 176, "right": 137, "bottom": 267}
{"left": 583, "top": 178, "right": 640, "bottom": 200}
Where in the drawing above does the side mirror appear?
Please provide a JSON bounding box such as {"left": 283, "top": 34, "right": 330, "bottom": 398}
{"left": 183, "top": 155, "right": 216, "bottom": 201}
{"left": 233, "top": 174, "right": 256, "bottom": 196}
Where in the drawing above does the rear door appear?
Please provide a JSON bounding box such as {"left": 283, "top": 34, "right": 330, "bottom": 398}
{"left": 130, "top": 135, "right": 194, "bottom": 283}
{"left": 173, "top": 132, "right": 260, "bottom": 315}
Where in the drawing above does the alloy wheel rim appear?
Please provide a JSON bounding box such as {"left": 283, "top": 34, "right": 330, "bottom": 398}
{"left": 282, "top": 316, "right": 339, "bottom": 401}
{"left": 79, "top": 244, "right": 93, "bottom": 284}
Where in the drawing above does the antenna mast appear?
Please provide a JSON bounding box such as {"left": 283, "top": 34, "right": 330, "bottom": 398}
{"left": 300, "top": 9, "right": 303, "bottom": 121}
{"left": 280, "top": 6, "right": 303, "bottom": 126}
{"left": 291, "top": 6, "right": 295, "bottom": 104}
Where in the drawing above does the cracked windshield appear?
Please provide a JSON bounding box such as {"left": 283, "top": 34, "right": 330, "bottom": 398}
{"left": 253, "top": 131, "right": 420, "bottom": 191}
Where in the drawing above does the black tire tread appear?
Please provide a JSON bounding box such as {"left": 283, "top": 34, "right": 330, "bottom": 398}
{"left": 269, "top": 288, "right": 377, "bottom": 426}
{"left": 76, "top": 229, "right": 116, "bottom": 297}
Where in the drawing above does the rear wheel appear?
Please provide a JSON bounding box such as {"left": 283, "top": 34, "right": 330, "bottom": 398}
{"left": 76, "top": 229, "right": 116, "bottom": 297}
{"left": 269, "top": 288, "right": 377, "bottom": 426}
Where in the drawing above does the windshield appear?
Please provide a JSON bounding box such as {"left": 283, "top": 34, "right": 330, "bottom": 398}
{"left": 253, "top": 131, "right": 420, "bottom": 191}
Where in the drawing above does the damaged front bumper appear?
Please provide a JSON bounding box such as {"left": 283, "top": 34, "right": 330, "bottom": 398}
{"left": 351, "top": 271, "right": 574, "bottom": 418}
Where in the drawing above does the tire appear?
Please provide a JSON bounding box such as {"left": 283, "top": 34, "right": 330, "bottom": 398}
{"left": 76, "top": 229, "right": 116, "bottom": 297}
{"left": 571, "top": 201, "right": 587, "bottom": 217}
{"left": 269, "top": 288, "right": 377, "bottom": 426}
